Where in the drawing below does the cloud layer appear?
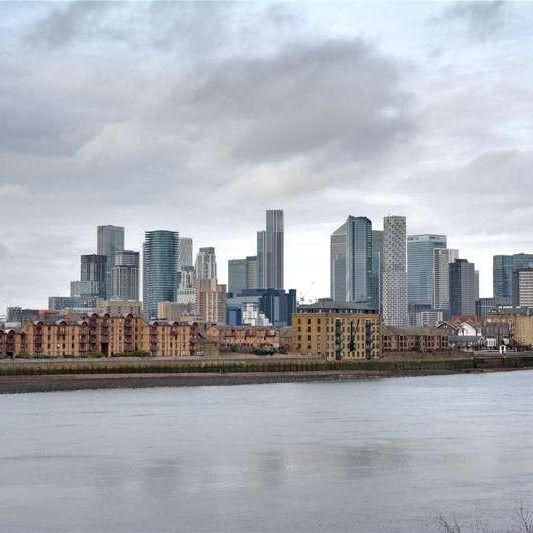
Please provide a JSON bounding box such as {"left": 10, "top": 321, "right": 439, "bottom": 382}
{"left": 1, "top": 1, "right": 533, "bottom": 310}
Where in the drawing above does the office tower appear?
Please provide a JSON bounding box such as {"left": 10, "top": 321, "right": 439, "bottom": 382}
{"left": 246, "top": 256, "right": 259, "bottom": 289}
{"left": 178, "top": 237, "right": 193, "bottom": 270}
{"left": 493, "top": 254, "right": 533, "bottom": 305}
{"left": 371, "top": 230, "right": 383, "bottom": 311}
{"left": 142, "top": 230, "right": 179, "bottom": 319}
{"left": 407, "top": 234, "right": 447, "bottom": 307}
{"left": 330, "top": 216, "right": 373, "bottom": 304}
{"left": 80, "top": 254, "right": 107, "bottom": 298}
{"left": 111, "top": 250, "right": 139, "bottom": 301}
{"left": 493, "top": 255, "right": 512, "bottom": 305}
{"left": 196, "top": 278, "right": 225, "bottom": 323}
{"left": 513, "top": 268, "right": 533, "bottom": 307}
{"left": 97, "top": 225, "right": 124, "bottom": 298}
{"left": 257, "top": 230, "right": 266, "bottom": 289}
{"left": 265, "top": 210, "right": 284, "bottom": 289}
{"left": 228, "top": 256, "right": 260, "bottom": 294}
{"left": 195, "top": 247, "right": 217, "bottom": 280}
{"left": 228, "top": 259, "right": 248, "bottom": 294}
{"left": 449, "top": 258, "right": 477, "bottom": 316}
{"left": 434, "top": 248, "right": 459, "bottom": 312}
{"left": 382, "top": 216, "right": 408, "bottom": 326}
{"left": 330, "top": 222, "right": 347, "bottom": 302}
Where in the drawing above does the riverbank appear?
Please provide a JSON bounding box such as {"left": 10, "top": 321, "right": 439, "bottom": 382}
{"left": 1, "top": 354, "right": 533, "bottom": 393}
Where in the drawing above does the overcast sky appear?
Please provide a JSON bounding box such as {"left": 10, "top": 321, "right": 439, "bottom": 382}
{"left": 1, "top": 0, "right": 533, "bottom": 312}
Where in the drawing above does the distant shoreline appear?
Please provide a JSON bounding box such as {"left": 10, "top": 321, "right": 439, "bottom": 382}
{"left": 0, "top": 366, "right": 528, "bottom": 394}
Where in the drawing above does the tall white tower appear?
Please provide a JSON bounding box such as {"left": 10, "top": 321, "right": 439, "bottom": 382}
{"left": 382, "top": 216, "right": 408, "bottom": 326}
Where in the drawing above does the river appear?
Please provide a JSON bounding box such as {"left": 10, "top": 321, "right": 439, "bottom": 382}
{"left": 1, "top": 371, "right": 533, "bottom": 532}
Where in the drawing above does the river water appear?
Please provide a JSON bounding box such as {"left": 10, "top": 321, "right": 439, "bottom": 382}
{"left": 1, "top": 371, "right": 533, "bottom": 532}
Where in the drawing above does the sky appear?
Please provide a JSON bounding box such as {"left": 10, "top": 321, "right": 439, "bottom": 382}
{"left": 1, "top": 0, "right": 533, "bottom": 312}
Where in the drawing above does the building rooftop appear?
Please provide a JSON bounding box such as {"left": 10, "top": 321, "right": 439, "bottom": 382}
{"left": 296, "top": 301, "right": 378, "bottom": 314}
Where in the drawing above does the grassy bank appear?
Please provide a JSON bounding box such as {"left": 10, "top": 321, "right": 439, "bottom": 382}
{"left": 2, "top": 355, "right": 533, "bottom": 377}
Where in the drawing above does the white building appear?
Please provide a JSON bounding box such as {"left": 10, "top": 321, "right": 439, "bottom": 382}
{"left": 382, "top": 216, "right": 408, "bottom": 326}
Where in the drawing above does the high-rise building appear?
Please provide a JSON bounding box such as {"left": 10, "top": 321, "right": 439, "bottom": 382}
{"left": 228, "top": 256, "right": 260, "bottom": 294}
{"left": 257, "top": 231, "right": 266, "bottom": 289}
{"left": 262, "top": 210, "right": 284, "bottom": 289}
{"left": 178, "top": 237, "right": 193, "bottom": 270}
{"left": 449, "top": 258, "right": 477, "bottom": 316}
{"left": 433, "top": 248, "right": 459, "bottom": 312}
{"left": 97, "top": 225, "right": 124, "bottom": 298}
{"left": 330, "top": 222, "right": 347, "bottom": 303}
{"left": 493, "top": 254, "right": 533, "bottom": 305}
{"left": 228, "top": 259, "right": 247, "bottom": 294}
{"left": 513, "top": 268, "right": 533, "bottom": 308}
{"left": 142, "top": 230, "right": 179, "bottom": 319}
{"left": 493, "top": 255, "right": 512, "bottom": 305}
{"left": 195, "top": 247, "right": 217, "bottom": 280}
{"left": 382, "top": 216, "right": 408, "bottom": 326}
{"left": 80, "top": 254, "right": 107, "bottom": 298}
{"left": 196, "top": 278, "right": 226, "bottom": 324}
{"left": 329, "top": 216, "right": 373, "bottom": 304}
{"left": 371, "top": 230, "right": 383, "bottom": 311}
{"left": 407, "top": 234, "right": 447, "bottom": 307}
{"left": 246, "top": 256, "right": 259, "bottom": 289}
{"left": 111, "top": 250, "right": 139, "bottom": 301}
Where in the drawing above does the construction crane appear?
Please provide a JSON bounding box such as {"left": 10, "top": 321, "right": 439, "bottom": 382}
{"left": 299, "top": 280, "right": 318, "bottom": 306}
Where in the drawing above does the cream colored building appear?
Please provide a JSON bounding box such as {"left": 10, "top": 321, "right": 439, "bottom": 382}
{"left": 291, "top": 303, "right": 381, "bottom": 359}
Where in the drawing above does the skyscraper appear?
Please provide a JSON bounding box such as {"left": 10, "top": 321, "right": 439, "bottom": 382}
{"left": 434, "top": 248, "right": 459, "bottom": 312}
{"left": 80, "top": 254, "right": 107, "bottom": 298}
{"left": 246, "top": 256, "right": 259, "bottom": 289}
{"left": 493, "top": 255, "right": 513, "bottom": 305}
{"left": 493, "top": 254, "right": 533, "bottom": 305}
{"left": 195, "top": 279, "right": 226, "bottom": 324}
{"left": 195, "top": 247, "right": 217, "bottom": 280}
{"left": 111, "top": 250, "right": 139, "bottom": 301}
{"left": 371, "top": 230, "right": 383, "bottom": 311}
{"left": 449, "top": 258, "right": 477, "bottom": 316}
{"left": 228, "top": 259, "right": 248, "bottom": 294}
{"left": 407, "top": 234, "right": 447, "bottom": 307}
{"left": 178, "top": 237, "right": 193, "bottom": 270}
{"left": 382, "top": 216, "right": 408, "bottom": 326}
{"left": 330, "top": 222, "right": 347, "bottom": 302}
{"left": 253, "top": 210, "right": 286, "bottom": 290}
{"left": 142, "top": 230, "right": 179, "bottom": 319}
{"left": 329, "top": 216, "right": 373, "bottom": 304}
{"left": 97, "top": 225, "right": 124, "bottom": 298}
{"left": 256, "top": 230, "right": 266, "bottom": 289}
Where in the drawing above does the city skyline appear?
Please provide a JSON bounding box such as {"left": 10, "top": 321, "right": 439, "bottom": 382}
{"left": 2, "top": 2, "right": 533, "bottom": 313}
{"left": 4, "top": 211, "right": 533, "bottom": 314}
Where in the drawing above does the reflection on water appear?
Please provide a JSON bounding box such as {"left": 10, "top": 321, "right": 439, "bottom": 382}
{"left": 2, "top": 372, "right": 533, "bottom": 532}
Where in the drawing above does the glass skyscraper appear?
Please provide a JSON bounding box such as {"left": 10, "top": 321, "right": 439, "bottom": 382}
{"left": 407, "top": 234, "right": 447, "bottom": 307}
{"left": 265, "top": 210, "right": 284, "bottom": 290}
{"left": 80, "top": 254, "right": 107, "bottom": 298}
{"left": 493, "top": 254, "right": 533, "bottom": 305}
{"left": 449, "top": 258, "right": 477, "bottom": 316}
{"left": 330, "top": 216, "right": 373, "bottom": 305}
{"left": 434, "top": 248, "right": 459, "bottom": 312}
{"left": 178, "top": 237, "right": 193, "bottom": 271}
{"left": 97, "top": 225, "right": 124, "bottom": 298}
{"left": 142, "top": 230, "right": 179, "bottom": 319}
{"left": 371, "top": 230, "right": 383, "bottom": 311}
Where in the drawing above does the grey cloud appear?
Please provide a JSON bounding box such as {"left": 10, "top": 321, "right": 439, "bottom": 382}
{"left": 162, "top": 39, "right": 414, "bottom": 168}
{"left": 432, "top": 1, "right": 506, "bottom": 42}
{"left": 25, "top": 1, "right": 120, "bottom": 48}
{"left": 23, "top": 1, "right": 306, "bottom": 60}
